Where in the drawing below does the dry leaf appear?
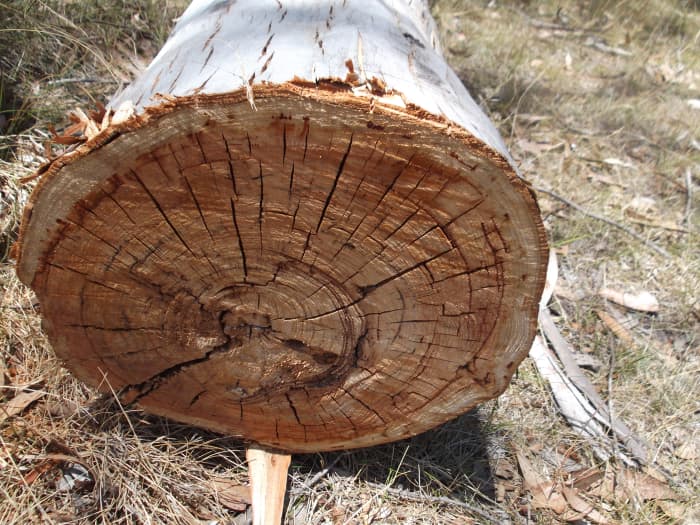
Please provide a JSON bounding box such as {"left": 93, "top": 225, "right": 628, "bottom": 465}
{"left": 516, "top": 451, "right": 568, "bottom": 514}
{"left": 564, "top": 51, "right": 573, "bottom": 70}
{"left": 23, "top": 460, "right": 55, "bottom": 485}
{"left": 24, "top": 440, "right": 94, "bottom": 491}
{"left": 0, "top": 389, "right": 46, "bottom": 423}
{"left": 210, "top": 477, "right": 251, "bottom": 511}
{"left": 562, "top": 486, "right": 610, "bottom": 524}
{"left": 569, "top": 468, "right": 604, "bottom": 491}
{"left": 599, "top": 288, "right": 659, "bottom": 313}
{"left": 515, "top": 138, "right": 565, "bottom": 156}
{"left": 622, "top": 470, "right": 678, "bottom": 501}
{"left": 330, "top": 506, "right": 346, "bottom": 525}
{"left": 594, "top": 468, "right": 678, "bottom": 503}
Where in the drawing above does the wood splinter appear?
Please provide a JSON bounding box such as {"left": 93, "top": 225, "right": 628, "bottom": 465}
{"left": 246, "top": 445, "right": 292, "bottom": 525}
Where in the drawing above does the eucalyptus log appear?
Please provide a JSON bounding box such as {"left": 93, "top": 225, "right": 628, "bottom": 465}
{"left": 15, "top": 0, "right": 548, "bottom": 454}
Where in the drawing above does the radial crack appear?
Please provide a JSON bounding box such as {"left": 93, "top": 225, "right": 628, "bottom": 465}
{"left": 316, "top": 133, "right": 353, "bottom": 233}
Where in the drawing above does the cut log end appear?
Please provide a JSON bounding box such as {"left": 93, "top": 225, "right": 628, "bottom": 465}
{"left": 15, "top": 86, "right": 547, "bottom": 452}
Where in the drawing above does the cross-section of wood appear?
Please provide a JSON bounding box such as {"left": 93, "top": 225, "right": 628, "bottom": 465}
{"left": 14, "top": 0, "right": 548, "bottom": 454}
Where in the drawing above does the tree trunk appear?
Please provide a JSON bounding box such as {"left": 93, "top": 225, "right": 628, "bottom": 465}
{"left": 15, "top": 0, "right": 547, "bottom": 453}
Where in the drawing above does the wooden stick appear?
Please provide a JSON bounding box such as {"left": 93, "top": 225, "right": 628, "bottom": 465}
{"left": 533, "top": 184, "right": 670, "bottom": 258}
{"left": 246, "top": 445, "right": 292, "bottom": 525}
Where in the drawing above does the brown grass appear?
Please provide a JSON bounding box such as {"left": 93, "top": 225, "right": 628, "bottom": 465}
{"left": 1, "top": 0, "right": 699, "bottom": 523}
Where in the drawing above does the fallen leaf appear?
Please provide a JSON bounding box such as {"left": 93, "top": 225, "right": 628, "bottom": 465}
{"left": 568, "top": 468, "right": 604, "bottom": 491}
{"left": 210, "top": 477, "right": 251, "bottom": 511}
{"left": 624, "top": 208, "right": 687, "bottom": 233}
{"left": 564, "top": 51, "right": 573, "bottom": 70}
{"left": 516, "top": 451, "right": 568, "bottom": 514}
{"left": 599, "top": 288, "right": 659, "bottom": 313}
{"left": 0, "top": 389, "right": 46, "bottom": 423}
{"left": 562, "top": 486, "right": 610, "bottom": 524}
{"left": 24, "top": 446, "right": 94, "bottom": 492}
{"left": 23, "top": 460, "right": 55, "bottom": 485}
{"left": 515, "top": 138, "right": 565, "bottom": 156}
{"left": 593, "top": 468, "right": 678, "bottom": 503}
{"left": 622, "top": 470, "right": 678, "bottom": 501}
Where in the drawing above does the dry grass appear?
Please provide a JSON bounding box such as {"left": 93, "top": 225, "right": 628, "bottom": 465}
{"left": 1, "top": 0, "right": 699, "bottom": 523}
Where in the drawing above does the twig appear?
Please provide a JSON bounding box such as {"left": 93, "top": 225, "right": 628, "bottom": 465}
{"left": 533, "top": 185, "right": 671, "bottom": 258}
{"left": 361, "top": 480, "right": 510, "bottom": 524}
{"left": 606, "top": 332, "right": 620, "bottom": 464}
{"left": 305, "top": 454, "right": 344, "bottom": 490}
{"left": 289, "top": 453, "right": 345, "bottom": 496}
{"left": 625, "top": 217, "right": 688, "bottom": 234}
{"left": 684, "top": 168, "right": 693, "bottom": 229}
{"left": 0, "top": 434, "right": 54, "bottom": 523}
{"left": 46, "top": 78, "right": 116, "bottom": 86}
{"left": 586, "top": 39, "right": 633, "bottom": 57}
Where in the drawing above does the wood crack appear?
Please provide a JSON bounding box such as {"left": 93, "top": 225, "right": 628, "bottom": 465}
{"left": 316, "top": 133, "right": 353, "bottom": 233}
{"left": 131, "top": 169, "right": 197, "bottom": 258}
{"left": 229, "top": 198, "right": 248, "bottom": 279}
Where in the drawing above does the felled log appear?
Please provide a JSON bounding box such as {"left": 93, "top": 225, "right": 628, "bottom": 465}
{"left": 15, "top": 0, "right": 547, "bottom": 520}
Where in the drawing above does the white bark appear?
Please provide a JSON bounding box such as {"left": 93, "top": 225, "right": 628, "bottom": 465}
{"left": 111, "top": 0, "right": 513, "bottom": 166}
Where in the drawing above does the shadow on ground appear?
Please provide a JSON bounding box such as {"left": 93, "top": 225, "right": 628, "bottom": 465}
{"left": 295, "top": 407, "right": 499, "bottom": 504}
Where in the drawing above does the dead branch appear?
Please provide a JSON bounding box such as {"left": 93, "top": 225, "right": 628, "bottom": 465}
{"left": 533, "top": 185, "right": 671, "bottom": 258}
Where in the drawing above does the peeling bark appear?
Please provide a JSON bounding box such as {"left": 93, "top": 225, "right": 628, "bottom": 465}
{"left": 15, "top": 0, "right": 547, "bottom": 452}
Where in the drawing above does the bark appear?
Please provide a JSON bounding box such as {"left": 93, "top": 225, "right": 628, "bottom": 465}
{"left": 15, "top": 0, "right": 548, "bottom": 452}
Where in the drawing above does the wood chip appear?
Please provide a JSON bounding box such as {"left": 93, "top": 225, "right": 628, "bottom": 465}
{"left": 599, "top": 288, "right": 659, "bottom": 313}
{"left": 596, "top": 310, "right": 635, "bottom": 346}
{"left": 0, "top": 389, "right": 46, "bottom": 423}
